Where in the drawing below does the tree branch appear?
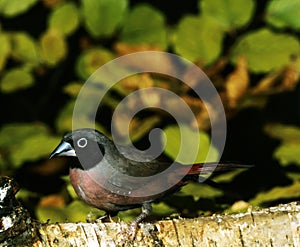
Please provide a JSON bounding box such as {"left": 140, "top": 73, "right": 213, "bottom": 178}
{"left": 1, "top": 176, "right": 299, "bottom": 246}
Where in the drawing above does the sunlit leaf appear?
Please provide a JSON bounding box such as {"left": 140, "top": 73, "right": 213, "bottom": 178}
{"left": 48, "top": 2, "right": 80, "bottom": 36}
{"left": 161, "top": 125, "right": 219, "bottom": 164}
{"left": 152, "top": 202, "right": 176, "bottom": 216}
{"left": 76, "top": 47, "right": 114, "bottom": 80}
{"left": 66, "top": 182, "right": 78, "bottom": 200}
{"left": 120, "top": 4, "right": 167, "bottom": 49}
{"left": 56, "top": 100, "right": 107, "bottom": 135}
{"left": 0, "top": 123, "right": 60, "bottom": 168}
{"left": 213, "top": 169, "right": 247, "bottom": 183}
{"left": 251, "top": 58, "right": 300, "bottom": 94}
{"left": 0, "top": 0, "right": 38, "bottom": 17}
{"left": 201, "top": 0, "right": 255, "bottom": 30}
{"left": 16, "top": 188, "right": 39, "bottom": 201}
{"left": 56, "top": 100, "right": 77, "bottom": 133}
{"left": 39, "top": 29, "right": 67, "bottom": 66}
{"left": 114, "top": 114, "right": 162, "bottom": 145}
{"left": 36, "top": 200, "right": 104, "bottom": 223}
{"left": 231, "top": 28, "right": 300, "bottom": 73}
{"left": 265, "top": 124, "right": 300, "bottom": 141}
{"left": 81, "top": 0, "right": 128, "bottom": 38}
{"left": 266, "top": 0, "right": 300, "bottom": 30}
{"left": 36, "top": 206, "right": 67, "bottom": 223}
{"left": 117, "top": 208, "right": 140, "bottom": 222}
{"left": 274, "top": 142, "right": 300, "bottom": 166}
{"left": 250, "top": 181, "right": 300, "bottom": 206}
{"left": 11, "top": 134, "right": 61, "bottom": 167}
{"left": 63, "top": 82, "right": 83, "bottom": 97}
{"left": 66, "top": 200, "right": 103, "bottom": 222}
{"left": 129, "top": 116, "right": 162, "bottom": 143}
{"left": 0, "top": 32, "right": 10, "bottom": 71}
{"left": 10, "top": 32, "right": 39, "bottom": 64}
{"left": 0, "top": 123, "right": 48, "bottom": 147}
{"left": 0, "top": 68, "right": 34, "bottom": 93}
{"left": 179, "top": 183, "right": 223, "bottom": 201}
{"left": 265, "top": 124, "right": 300, "bottom": 166}
{"left": 174, "top": 15, "right": 224, "bottom": 64}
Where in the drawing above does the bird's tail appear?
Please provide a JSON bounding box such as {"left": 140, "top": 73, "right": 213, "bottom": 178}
{"left": 184, "top": 162, "right": 253, "bottom": 182}
{"left": 187, "top": 162, "right": 253, "bottom": 175}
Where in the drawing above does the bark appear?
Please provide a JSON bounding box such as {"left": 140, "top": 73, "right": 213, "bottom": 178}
{"left": 3, "top": 202, "right": 300, "bottom": 247}
{"left": 1, "top": 176, "right": 299, "bottom": 246}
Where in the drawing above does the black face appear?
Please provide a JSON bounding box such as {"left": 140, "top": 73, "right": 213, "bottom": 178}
{"left": 67, "top": 133, "right": 105, "bottom": 170}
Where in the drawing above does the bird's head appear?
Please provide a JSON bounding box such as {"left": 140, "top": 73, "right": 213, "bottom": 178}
{"left": 50, "top": 128, "right": 107, "bottom": 170}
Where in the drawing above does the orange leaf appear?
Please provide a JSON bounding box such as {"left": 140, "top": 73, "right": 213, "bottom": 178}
{"left": 225, "top": 56, "right": 249, "bottom": 107}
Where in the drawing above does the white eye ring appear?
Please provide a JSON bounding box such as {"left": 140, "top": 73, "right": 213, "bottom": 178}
{"left": 77, "top": 138, "right": 88, "bottom": 148}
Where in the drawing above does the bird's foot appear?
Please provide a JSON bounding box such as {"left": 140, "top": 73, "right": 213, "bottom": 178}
{"left": 116, "top": 221, "right": 138, "bottom": 246}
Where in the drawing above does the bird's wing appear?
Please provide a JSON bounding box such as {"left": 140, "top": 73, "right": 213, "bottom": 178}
{"left": 117, "top": 145, "right": 171, "bottom": 176}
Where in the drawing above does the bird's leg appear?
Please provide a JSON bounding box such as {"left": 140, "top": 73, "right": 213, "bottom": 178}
{"left": 118, "top": 203, "right": 152, "bottom": 243}
{"left": 128, "top": 202, "right": 152, "bottom": 235}
{"left": 133, "top": 202, "right": 152, "bottom": 225}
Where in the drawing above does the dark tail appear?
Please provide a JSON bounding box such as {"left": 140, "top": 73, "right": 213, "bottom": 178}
{"left": 187, "top": 162, "right": 253, "bottom": 175}
{"left": 184, "top": 162, "right": 253, "bottom": 183}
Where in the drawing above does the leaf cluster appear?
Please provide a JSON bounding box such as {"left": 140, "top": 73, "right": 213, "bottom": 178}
{"left": 0, "top": 0, "right": 299, "bottom": 222}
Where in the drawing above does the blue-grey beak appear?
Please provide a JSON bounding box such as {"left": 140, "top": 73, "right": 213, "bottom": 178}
{"left": 49, "top": 141, "right": 76, "bottom": 159}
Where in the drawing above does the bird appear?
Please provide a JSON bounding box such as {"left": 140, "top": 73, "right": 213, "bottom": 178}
{"left": 50, "top": 128, "right": 251, "bottom": 226}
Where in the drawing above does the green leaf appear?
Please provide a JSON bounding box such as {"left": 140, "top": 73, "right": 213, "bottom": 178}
{"left": 36, "top": 206, "right": 67, "bottom": 223}
{"left": 174, "top": 15, "right": 224, "bottom": 64}
{"left": 265, "top": 124, "right": 300, "bottom": 142}
{"left": 10, "top": 32, "right": 39, "bottom": 64}
{"left": 81, "top": 0, "right": 128, "bottom": 38}
{"left": 161, "top": 125, "right": 219, "bottom": 164}
{"left": 0, "top": 68, "right": 34, "bottom": 93}
{"left": 66, "top": 182, "right": 78, "bottom": 200}
{"left": 63, "top": 82, "right": 83, "bottom": 97}
{"left": 274, "top": 143, "right": 300, "bottom": 166}
{"left": 201, "top": 0, "right": 255, "bottom": 30}
{"left": 56, "top": 100, "right": 107, "bottom": 135}
{"left": 266, "top": 0, "right": 300, "bottom": 30}
{"left": 152, "top": 202, "right": 176, "bottom": 216}
{"left": 249, "top": 181, "right": 300, "bottom": 206}
{"left": 11, "top": 134, "right": 61, "bottom": 167}
{"left": 265, "top": 124, "right": 300, "bottom": 166}
{"left": 112, "top": 103, "right": 163, "bottom": 144}
{"left": 117, "top": 208, "right": 140, "bottom": 222}
{"left": 0, "top": 123, "right": 48, "bottom": 147}
{"left": 76, "top": 47, "right": 114, "bottom": 80}
{"left": 37, "top": 200, "right": 104, "bottom": 223}
{"left": 128, "top": 116, "right": 162, "bottom": 144}
{"left": 179, "top": 183, "right": 223, "bottom": 201}
{"left": 231, "top": 28, "right": 300, "bottom": 73}
{"left": 48, "top": 2, "right": 80, "bottom": 36}
{"left": 0, "top": 32, "right": 10, "bottom": 71}
{"left": 120, "top": 4, "right": 167, "bottom": 49}
{"left": 55, "top": 100, "right": 76, "bottom": 133}
{"left": 0, "top": 0, "right": 38, "bottom": 17}
{"left": 0, "top": 123, "right": 60, "bottom": 168}
{"left": 39, "top": 29, "right": 67, "bottom": 66}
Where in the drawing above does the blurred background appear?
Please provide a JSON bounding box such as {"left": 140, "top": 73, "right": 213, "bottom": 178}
{"left": 0, "top": 0, "right": 300, "bottom": 223}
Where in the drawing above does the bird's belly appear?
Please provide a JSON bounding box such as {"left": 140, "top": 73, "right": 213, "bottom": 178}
{"left": 69, "top": 168, "right": 158, "bottom": 212}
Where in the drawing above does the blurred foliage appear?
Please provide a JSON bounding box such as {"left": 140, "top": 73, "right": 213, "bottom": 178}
{"left": 0, "top": 0, "right": 299, "bottom": 223}
{"left": 162, "top": 125, "right": 219, "bottom": 164}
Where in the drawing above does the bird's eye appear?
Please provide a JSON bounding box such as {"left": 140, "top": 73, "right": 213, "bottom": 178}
{"left": 77, "top": 138, "right": 88, "bottom": 148}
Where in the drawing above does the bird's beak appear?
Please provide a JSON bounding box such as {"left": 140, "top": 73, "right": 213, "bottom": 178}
{"left": 49, "top": 141, "right": 76, "bottom": 159}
